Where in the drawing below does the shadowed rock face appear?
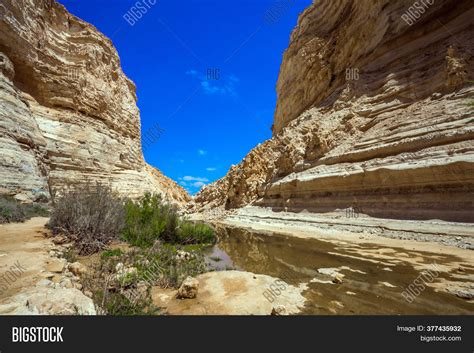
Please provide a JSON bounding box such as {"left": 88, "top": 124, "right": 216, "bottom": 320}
{"left": 0, "top": 0, "right": 189, "bottom": 204}
{"left": 193, "top": 0, "right": 474, "bottom": 222}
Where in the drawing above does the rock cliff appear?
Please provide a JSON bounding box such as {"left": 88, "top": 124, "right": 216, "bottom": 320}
{"left": 0, "top": 0, "right": 189, "bottom": 204}
{"left": 193, "top": 0, "right": 474, "bottom": 222}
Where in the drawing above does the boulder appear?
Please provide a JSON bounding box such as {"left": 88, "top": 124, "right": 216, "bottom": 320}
{"left": 0, "top": 287, "right": 96, "bottom": 315}
{"left": 154, "top": 271, "right": 307, "bottom": 315}
{"left": 177, "top": 276, "right": 199, "bottom": 299}
{"left": 68, "top": 262, "right": 87, "bottom": 277}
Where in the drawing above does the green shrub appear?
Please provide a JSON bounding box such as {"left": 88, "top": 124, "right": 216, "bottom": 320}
{"left": 0, "top": 196, "right": 49, "bottom": 224}
{"left": 83, "top": 244, "right": 207, "bottom": 315}
{"left": 135, "top": 245, "right": 207, "bottom": 288}
{"left": 176, "top": 222, "right": 215, "bottom": 244}
{"left": 122, "top": 193, "right": 215, "bottom": 247}
{"left": 101, "top": 291, "right": 156, "bottom": 316}
{"left": 101, "top": 248, "right": 124, "bottom": 259}
{"left": 122, "top": 193, "right": 176, "bottom": 247}
{"left": 48, "top": 183, "right": 125, "bottom": 255}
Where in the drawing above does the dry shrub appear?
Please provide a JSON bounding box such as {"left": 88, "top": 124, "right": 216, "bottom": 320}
{"left": 48, "top": 183, "right": 125, "bottom": 255}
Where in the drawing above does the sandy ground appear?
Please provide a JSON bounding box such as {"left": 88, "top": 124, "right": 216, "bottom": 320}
{"left": 0, "top": 218, "right": 58, "bottom": 301}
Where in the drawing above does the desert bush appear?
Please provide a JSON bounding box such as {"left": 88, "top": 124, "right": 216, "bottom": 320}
{"left": 122, "top": 193, "right": 215, "bottom": 247}
{"left": 122, "top": 193, "right": 174, "bottom": 247}
{"left": 176, "top": 222, "right": 215, "bottom": 244}
{"left": 101, "top": 291, "right": 155, "bottom": 316}
{"left": 82, "top": 254, "right": 157, "bottom": 316}
{"left": 83, "top": 243, "right": 207, "bottom": 315}
{"left": 0, "top": 196, "right": 49, "bottom": 224}
{"left": 48, "top": 183, "right": 125, "bottom": 255}
{"left": 101, "top": 248, "right": 124, "bottom": 259}
{"left": 136, "top": 245, "right": 207, "bottom": 288}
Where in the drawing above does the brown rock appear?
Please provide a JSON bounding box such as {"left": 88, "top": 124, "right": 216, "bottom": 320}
{"left": 68, "top": 262, "right": 87, "bottom": 277}
{"left": 176, "top": 276, "right": 199, "bottom": 299}
{"left": 45, "top": 259, "right": 66, "bottom": 273}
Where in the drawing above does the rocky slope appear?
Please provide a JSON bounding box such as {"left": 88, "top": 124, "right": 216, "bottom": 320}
{"left": 193, "top": 0, "right": 474, "bottom": 223}
{"left": 0, "top": 0, "right": 189, "bottom": 204}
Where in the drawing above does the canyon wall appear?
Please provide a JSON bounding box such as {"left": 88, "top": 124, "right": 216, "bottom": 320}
{"left": 193, "top": 0, "right": 474, "bottom": 222}
{"left": 0, "top": 0, "right": 189, "bottom": 204}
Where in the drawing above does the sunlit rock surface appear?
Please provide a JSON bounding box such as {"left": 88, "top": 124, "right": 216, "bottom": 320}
{"left": 0, "top": 0, "right": 189, "bottom": 203}
{"left": 193, "top": 0, "right": 474, "bottom": 222}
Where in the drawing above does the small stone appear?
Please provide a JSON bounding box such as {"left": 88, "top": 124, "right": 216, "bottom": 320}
{"left": 115, "top": 262, "right": 124, "bottom": 272}
{"left": 68, "top": 262, "right": 87, "bottom": 277}
{"left": 13, "top": 193, "right": 31, "bottom": 203}
{"left": 36, "top": 279, "right": 52, "bottom": 287}
{"left": 51, "top": 274, "right": 62, "bottom": 283}
{"left": 45, "top": 259, "right": 66, "bottom": 273}
{"left": 332, "top": 274, "right": 344, "bottom": 284}
{"left": 271, "top": 305, "right": 287, "bottom": 315}
{"left": 446, "top": 284, "right": 474, "bottom": 300}
{"left": 60, "top": 278, "right": 74, "bottom": 289}
{"left": 177, "top": 276, "right": 199, "bottom": 299}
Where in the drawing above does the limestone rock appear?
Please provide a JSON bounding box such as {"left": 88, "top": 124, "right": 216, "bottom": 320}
{"left": 446, "top": 283, "right": 474, "bottom": 300}
{"left": 155, "top": 271, "right": 307, "bottom": 315}
{"left": 0, "top": 0, "right": 189, "bottom": 204}
{"left": 193, "top": 0, "right": 474, "bottom": 223}
{"left": 68, "top": 262, "right": 87, "bottom": 277}
{"left": 177, "top": 276, "right": 199, "bottom": 299}
{"left": 271, "top": 305, "right": 287, "bottom": 316}
{"left": 0, "top": 287, "right": 96, "bottom": 315}
{"left": 45, "top": 259, "right": 66, "bottom": 273}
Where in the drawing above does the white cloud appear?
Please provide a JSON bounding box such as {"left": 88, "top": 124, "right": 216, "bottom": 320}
{"left": 181, "top": 176, "right": 209, "bottom": 182}
{"left": 198, "top": 149, "right": 207, "bottom": 156}
{"left": 206, "top": 167, "right": 217, "bottom": 171}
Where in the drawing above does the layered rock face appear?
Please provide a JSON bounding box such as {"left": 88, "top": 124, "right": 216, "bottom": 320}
{"left": 0, "top": 0, "right": 189, "bottom": 203}
{"left": 194, "top": 0, "right": 474, "bottom": 222}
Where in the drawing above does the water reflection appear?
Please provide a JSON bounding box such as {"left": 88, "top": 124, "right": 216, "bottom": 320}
{"left": 204, "top": 226, "right": 474, "bottom": 315}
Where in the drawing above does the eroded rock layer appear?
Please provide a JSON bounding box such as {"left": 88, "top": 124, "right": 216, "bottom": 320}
{"left": 193, "top": 0, "right": 474, "bottom": 222}
{"left": 0, "top": 0, "right": 189, "bottom": 203}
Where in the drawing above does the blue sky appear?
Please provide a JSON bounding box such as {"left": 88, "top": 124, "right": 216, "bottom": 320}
{"left": 57, "top": 0, "right": 312, "bottom": 194}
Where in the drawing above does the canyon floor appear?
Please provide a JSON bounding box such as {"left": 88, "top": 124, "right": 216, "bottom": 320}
{"left": 1, "top": 214, "right": 472, "bottom": 315}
